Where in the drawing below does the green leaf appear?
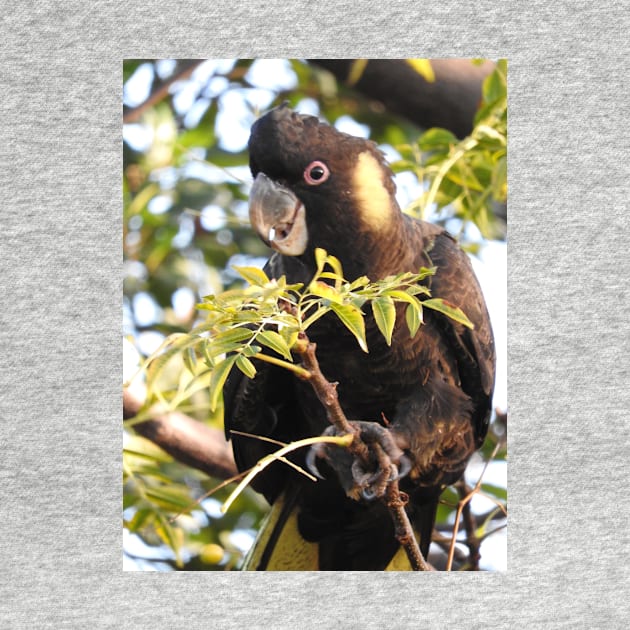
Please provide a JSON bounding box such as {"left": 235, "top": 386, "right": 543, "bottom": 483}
{"left": 482, "top": 64, "right": 507, "bottom": 104}
{"left": 257, "top": 330, "right": 293, "bottom": 360}
{"left": 423, "top": 298, "right": 474, "bottom": 329}
{"left": 126, "top": 507, "right": 154, "bottom": 533}
{"left": 233, "top": 266, "right": 270, "bottom": 287}
{"left": 279, "top": 327, "right": 299, "bottom": 352}
{"left": 405, "top": 59, "right": 435, "bottom": 83}
{"left": 330, "top": 302, "right": 368, "bottom": 352}
{"left": 314, "top": 247, "right": 327, "bottom": 274}
{"left": 144, "top": 333, "right": 203, "bottom": 392}
{"left": 325, "top": 253, "right": 343, "bottom": 279}
{"left": 236, "top": 355, "right": 257, "bottom": 379}
{"left": 171, "top": 367, "right": 214, "bottom": 409}
{"left": 313, "top": 248, "right": 343, "bottom": 280}
{"left": 347, "top": 275, "right": 371, "bottom": 291}
{"left": 144, "top": 485, "right": 194, "bottom": 511}
{"left": 418, "top": 128, "right": 458, "bottom": 151}
{"left": 371, "top": 296, "right": 396, "bottom": 346}
{"left": 209, "top": 355, "right": 237, "bottom": 411}
{"left": 475, "top": 125, "right": 506, "bottom": 145}
{"left": 207, "top": 327, "right": 254, "bottom": 357}
{"left": 481, "top": 482, "right": 508, "bottom": 501}
{"left": 385, "top": 289, "right": 425, "bottom": 310}
{"left": 319, "top": 271, "right": 344, "bottom": 282}
{"left": 347, "top": 59, "right": 369, "bottom": 86}
{"left": 308, "top": 280, "right": 343, "bottom": 304}
{"left": 405, "top": 302, "right": 423, "bottom": 338}
{"left": 155, "top": 512, "right": 184, "bottom": 567}
{"left": 241, "top": 344, "right": 262, "bottom": 357}
{"left": 491, "top": 154, "right": 507, "bottom": 202}
{"left": 124, "top": 435, "right": 174, "bottom": 463}
{"left": 446, "top": 163, "right": 485, "bottom": 192}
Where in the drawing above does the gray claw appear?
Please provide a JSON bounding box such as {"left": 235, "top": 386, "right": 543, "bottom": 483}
{"left": 306, "top": 447, "right": 325, "bottom": 480}
{"left": 395, "top": 454, "right": 412, "bottom": 480}
{"left": 388, "top": 456, "right": 411, "bottom": 481}
{"left": 362, "top": 487, "right": 377, "bottom": 501}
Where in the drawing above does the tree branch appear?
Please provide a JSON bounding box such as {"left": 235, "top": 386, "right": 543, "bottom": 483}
{"left": 123, "top": 60, "right": 206, "bottom": 124}
{"left": 456, "top": 479, "right": 481, "bottom": 570}
{"left": 308, "top": 59, "right": 495, "bottom": 138}
{"left": 123, "top": 387, "right": 237, "bottom": 480}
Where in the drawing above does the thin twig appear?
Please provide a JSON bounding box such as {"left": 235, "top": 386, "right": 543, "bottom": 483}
{"left": 385, "top": 481, "right": 432, "bottom": 571}
{"left": 220, "top": 434, "right": 353, "bottom": 514}
{"left": 457, "top": 480, "right": 481, "bottom": 570}
{"left": 293, "top": 336, "right": 368, "bottom": 460}
{"left": 446, "top": 441, "right": 503, "bottom": 571}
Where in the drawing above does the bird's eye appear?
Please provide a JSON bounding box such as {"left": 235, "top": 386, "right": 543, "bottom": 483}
{"left": 303, "top": 161, "right": 330, "bottom": 185}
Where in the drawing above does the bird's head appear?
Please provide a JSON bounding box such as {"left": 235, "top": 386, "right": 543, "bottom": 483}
{"left": 248, "top": 104, "right": 401, "bottom": 273}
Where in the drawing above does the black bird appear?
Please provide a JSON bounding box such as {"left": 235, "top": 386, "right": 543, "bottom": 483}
{"left": 224, "top": 105, "right": 495, "bottom": 570}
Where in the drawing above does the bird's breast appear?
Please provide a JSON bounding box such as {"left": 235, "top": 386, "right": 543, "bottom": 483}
{"left": 300, "top": 310, "right": 432, "bottom": 426}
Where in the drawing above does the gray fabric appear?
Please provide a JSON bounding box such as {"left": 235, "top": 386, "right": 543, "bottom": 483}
{"left": 1, "top": 1, "right": 629, "bottom": 627}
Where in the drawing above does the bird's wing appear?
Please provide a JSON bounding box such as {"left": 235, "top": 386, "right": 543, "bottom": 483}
{"left": 417, "top": 223, "right": 496, "bottom": 444}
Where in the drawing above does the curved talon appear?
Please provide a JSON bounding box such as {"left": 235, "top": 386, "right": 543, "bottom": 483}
{"left": 351, "top": 459, "right": 367, "bottom": 483}
{"left": 362, "top": 487, "right": 377, "bottom": 501}
{"left": 388, "top": 464, "right": 399, "bottom": 481}
{"left": 393, "top": 455, "right": 412, "bottom": 480}
{"left": 306, "top": 447, "right": 325, "bottom": 480}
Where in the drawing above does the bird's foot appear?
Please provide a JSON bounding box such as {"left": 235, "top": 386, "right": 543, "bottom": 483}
{"left": 306, "top": 421, "right": 411, "bottom": 501}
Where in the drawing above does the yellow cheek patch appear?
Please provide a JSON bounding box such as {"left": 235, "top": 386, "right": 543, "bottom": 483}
{"left": 352, "top": 151, "right": 393, "bottom": 231}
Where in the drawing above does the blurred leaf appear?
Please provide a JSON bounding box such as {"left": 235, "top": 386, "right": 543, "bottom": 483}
{"left": 124, "top": 435, "right": 173, "bottom": 463}
{"left": 144, "top": 484, "right": 194, "bottom": 511}
{"left": 126, "top": 507, "right": 154, "bottom": 533}
{"left": 155, "top": 512, "right": 184, "bottom": 567}
{"left": 406, "top": 59, "right": 436, "bottom": 83}
{"left": 347, "top": 59, "right": 369, "bottom": 86}
{"left": 207, "top": 328, "right": 254, "bottom": 357}
{"left": 209, "top": 355, "right": 237, "bottom": 411}
{"left": 492, "top": 154, "right": 507, "bottom": 201}
{"left": 200, "top": 543, "right": 225, "bottom": 565}
{"left": 481, "top": 482, "right": 508, "bottom": 501}
{"left": 418, "top": 128, "right": 457, "bottom": 151}
{"left": 482, "top": 62, "right": 506, "bottom": 104}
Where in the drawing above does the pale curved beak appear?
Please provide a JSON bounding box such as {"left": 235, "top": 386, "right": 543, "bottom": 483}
{"left": 249, "top": 173, "right": 308, "bottom": 256}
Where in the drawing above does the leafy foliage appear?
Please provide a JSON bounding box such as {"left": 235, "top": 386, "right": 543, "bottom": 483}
{"left": 392, "top": 59, "right": 507, "bottom": 239}
{"left": 123, "top": 433, "right": 267, "bottom": 570}
{"left": 134, "top": 248, "right": 469, "bottom": 415}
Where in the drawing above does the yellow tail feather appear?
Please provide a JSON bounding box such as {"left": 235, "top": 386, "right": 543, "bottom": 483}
{"left": 243, "top": 490, "right": 417, "bottom": 571}
{"left": 243, "top": 491, "right": 319, "bottom": 570}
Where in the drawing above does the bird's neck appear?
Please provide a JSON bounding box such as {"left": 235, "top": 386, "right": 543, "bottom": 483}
{"left": 347, "top": 216, "right": 411, "bottom": 281}
{"left": 294, "top": 205, "right": 413, "bottom": 282}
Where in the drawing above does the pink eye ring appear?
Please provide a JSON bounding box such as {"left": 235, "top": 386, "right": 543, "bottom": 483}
{"left": 303, "top": 160, "right": 330, "bottom": 185}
